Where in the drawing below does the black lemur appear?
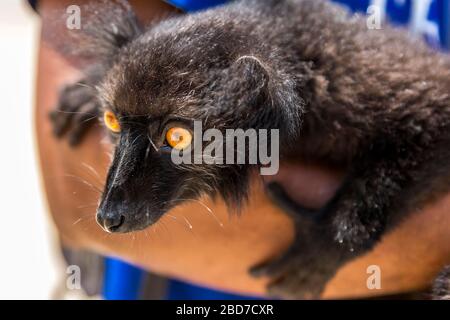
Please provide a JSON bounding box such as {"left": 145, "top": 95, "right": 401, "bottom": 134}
{"left": 51, "top": 0, "right": 450, "bottom": 298}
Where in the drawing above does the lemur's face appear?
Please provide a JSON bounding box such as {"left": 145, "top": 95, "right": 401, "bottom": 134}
{"left": 95, "top": 23, "right": 300, "bottom": 233}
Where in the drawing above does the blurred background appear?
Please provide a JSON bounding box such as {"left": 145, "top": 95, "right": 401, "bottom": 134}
{"left": 0, "top": 0, "right": 63, "bottom": 299}
{"left": 0, "top": 0, "right": 448, "bottom": 300}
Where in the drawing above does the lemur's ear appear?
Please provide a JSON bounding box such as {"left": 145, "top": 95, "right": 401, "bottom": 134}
{"left": 234, "top": 56, "right": 270, "bottom": 85}
{"left": 43, "top": 0, "right": 142, "bottom": 68}
{"left": 223, "top": 56, "right": 270, "bottom": 115}
{"left": 223, "top": 55, "right": 303, "bottom": 140}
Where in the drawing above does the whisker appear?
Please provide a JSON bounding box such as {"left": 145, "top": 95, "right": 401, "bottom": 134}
{"left": 63, "top": 174, "right": 102, "bottom": 194}
{"left": 176, "top": 213, "right": 193, "bottom": 229}
{"left": 81, "top": 115, "right": 100, "bottom": 124}
{"left": 81, "top": 162, "right": 103, "bottom": 183}
{"left": 147, "top": 134, "right": 159, "bottom": 152}
{"left": 117, "top": 114, "right": 151, "bottom": 119}
{"left": 72, "top": 214, "right": 96, "bottom": 226}
{"left": 165, "top": 198, "right": 223, "bottom": 228}
{"left": 132, "top": 133, "right": 145, "bottom": 148}
{"left": 72, "top": 217, "right": 83, "bottom": 226}
{"left": 53, "top": 110, "right": 97, "bottom": 116}
{"left": 158, "top": 220, "right": 172, "bottom": 239}
{"left": 166, "top": 213, "right": 190, "bottom": 230}
{"left": 76, "top": 203, "right": 98, "bottom": 209}
{"left": 74, "top": 82, "right": 97, "bottom": 91}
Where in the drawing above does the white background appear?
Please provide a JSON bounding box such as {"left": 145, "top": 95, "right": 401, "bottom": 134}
{"left": 0, "top": 0, "right": 62, "bottom": 299}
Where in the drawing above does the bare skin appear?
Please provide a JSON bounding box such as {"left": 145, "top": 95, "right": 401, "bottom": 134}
{"left": 35, "top": 0, "right": 450, "bottom": 298}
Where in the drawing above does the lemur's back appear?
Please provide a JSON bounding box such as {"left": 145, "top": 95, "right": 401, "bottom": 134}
{"left": 215, "top": 0, "right": 450, "bottom": 163}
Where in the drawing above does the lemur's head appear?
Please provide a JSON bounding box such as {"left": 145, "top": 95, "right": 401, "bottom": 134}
{"left": 89, "top": 1, "right": 302, "bottom": 233}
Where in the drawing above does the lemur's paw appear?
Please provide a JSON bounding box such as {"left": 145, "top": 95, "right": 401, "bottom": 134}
{"left": 250, "top": 251, "right": 326, "bottom": 299}
{"left": 432, "top": 265, "right": 450, "bottom": 300}
{"left": 266, "top": 270, "right": 326, "bottom": 300}
{"left": 250, "top": 252, "right": 294, "bottom": 280}
{"left": 50, "top": 80, "right": 100, "bottom": 146}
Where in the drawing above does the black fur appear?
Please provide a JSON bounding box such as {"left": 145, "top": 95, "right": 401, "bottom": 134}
{"left": 432, "top": 266, "right": 450, "bottom": 300}
{"left": 51, "top": 0, "right": 450, "bottom": 298}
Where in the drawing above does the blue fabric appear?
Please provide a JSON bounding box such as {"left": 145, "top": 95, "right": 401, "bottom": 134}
{"left": 102, "top": 258, "right": 144, "bottom": 300}
{"left": 167, "top": 279, "right": 262, "bottom": 300}
{"left": 167, "top": 0, "right": 449, "bottom": 49}
{"left": 103, "top": 0, "right": 449, "bottom": 301}
{"left": 167, "top": 0, "right": 228, "bottom": 11}
{"left": 333, "top": 0, "right": 449, "bottom": 49}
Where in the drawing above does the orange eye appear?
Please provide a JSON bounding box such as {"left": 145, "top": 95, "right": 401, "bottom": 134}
{"left": 165, "top": 127, "right": 192, "bottom": 150}
{"left": 104, "top": 111, "right": 121, "bottom": 133}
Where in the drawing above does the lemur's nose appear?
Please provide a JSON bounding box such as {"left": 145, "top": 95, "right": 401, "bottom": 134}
{"left": 97, "top": 212, "right": 125, "bottom": 233}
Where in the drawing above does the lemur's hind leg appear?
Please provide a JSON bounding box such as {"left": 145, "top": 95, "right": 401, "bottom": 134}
{"left": 250, "top": 189, "right": 350, "bottom": 299}
{"left": 253, "top": 179, "right": 359, "bottom": 299}
{"left": 253, "top": 141, "right": 448, "bottom": 299}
